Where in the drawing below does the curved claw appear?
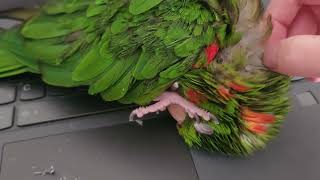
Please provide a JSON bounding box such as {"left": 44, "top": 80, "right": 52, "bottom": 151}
{"left": 129, "top": 111, "right": 144, "bottom": 126}
{"left": 194, "top": 122, "right": 214, "bottom": 135}
{"left": 191, "top": 114, "right": 215, "bottom": 135}
{"left": 194, "top": 114, "right": 200, "bottom": 123}
{"left": 171, "top": 82, "right": 180, "bottom": 91}
{"left": 210, "top": 114, "right": 220, "bottom": 124}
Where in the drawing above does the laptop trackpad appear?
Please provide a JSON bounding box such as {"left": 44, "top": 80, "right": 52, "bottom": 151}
{"left": 0, "top": 119, "right": 198, "bottom": 180}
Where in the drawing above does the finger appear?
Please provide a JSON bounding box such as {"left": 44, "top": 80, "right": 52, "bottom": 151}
{"left": 167, "top": 104, "right": 186, "bottom": 124}
{"left": 288, "top": 7, "right": 318, "bottom": 36}
{"left": 264, "top": 20, "right": 288, "bottom": 69}
{"left": 265, "top": 0, "right": 301, "bottom": 26}
{"left": 274, "top": 35, "right": 320, "bottom": 77}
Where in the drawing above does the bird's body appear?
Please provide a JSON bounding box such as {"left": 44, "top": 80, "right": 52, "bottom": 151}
{"left": 0, "top": 0, "right": 290, "bottom": 156}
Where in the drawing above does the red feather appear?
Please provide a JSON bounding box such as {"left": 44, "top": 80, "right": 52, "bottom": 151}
{"left": 227, "top": 82, "right": 250, "bottom": 92}
{"left": 206, "top": 43, "right": 219, "bottom": 64}
{"left": 217, "top": 86, "right": 233, "bottom": 100}
{"left": 245, "top": 122, "right": 268, "bottom": 134}
{"left": 186, "top": 89, "right": 206, "bottom": 105}
{"left": 241, "top": 108, "right": 276, "bottom": 124}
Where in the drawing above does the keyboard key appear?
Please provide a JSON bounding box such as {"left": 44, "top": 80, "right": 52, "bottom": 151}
{"left": 20, "top": 82, "right": 45, "bottom": 101}
{"left": 0, "top": 85, "right": 16, "bottom": 104}
{"left": 296, "top": 91, "right": 318, "bottom": 107}
{"left": 47, "top": 86, "right": 73, "bottom": 96}
{"left": 0, "top": 106, "right": 14, "bottom": 130}
{"left": 16, "top": 95, "right": 134, "bottom": 126}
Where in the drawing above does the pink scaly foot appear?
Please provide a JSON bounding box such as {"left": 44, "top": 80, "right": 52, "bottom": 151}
{"left": 129, "top": 92, "right": 219, "bottom": 134}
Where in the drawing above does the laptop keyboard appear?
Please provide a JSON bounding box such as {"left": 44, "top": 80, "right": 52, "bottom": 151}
{"left": 0, "top": 74, "right": 135, "bottom": 130}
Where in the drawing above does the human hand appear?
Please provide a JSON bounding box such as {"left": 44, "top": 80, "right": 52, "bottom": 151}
{"left": 264, "top": 0, "right": 320, "bottom": 80}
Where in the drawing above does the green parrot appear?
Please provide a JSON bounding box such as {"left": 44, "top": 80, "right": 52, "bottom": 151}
{"left": 0, "top": 0, "right": 291, "bottom": 156}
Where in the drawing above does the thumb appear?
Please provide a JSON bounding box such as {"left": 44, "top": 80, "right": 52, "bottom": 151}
{"left": 271, "top": 35, "right": 320, "bottom": 77}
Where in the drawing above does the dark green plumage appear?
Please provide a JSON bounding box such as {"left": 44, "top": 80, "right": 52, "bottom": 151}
{"left": 0, "top": 0, "right": 291, "bottom": 156}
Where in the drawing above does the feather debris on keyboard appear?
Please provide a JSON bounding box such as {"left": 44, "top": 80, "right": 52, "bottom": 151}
{"left": 0, "top": 0, "right": 290, "bottom": 156}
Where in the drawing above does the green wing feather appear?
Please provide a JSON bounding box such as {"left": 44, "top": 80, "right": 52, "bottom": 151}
{"left": 88, "top": 52, "right": 139, "bottom": 95}
{"left": 72, "top": 42, "right": 113, "bottom": 82}
{"left": 21, "top": 11, "right": 89, "bottom": 39}
{"left": 43, "top": 0, "right": 92, "bottom": 15}
{"left": 40, "top": 51, "right": 88, "bottom": 87}
{"left": 129, "top": 0, "right": 164, "bottom": 15}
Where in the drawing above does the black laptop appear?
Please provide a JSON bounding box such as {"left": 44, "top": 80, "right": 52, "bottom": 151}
{"left": 0, "top": 0, "right": 320, "bottom": 180}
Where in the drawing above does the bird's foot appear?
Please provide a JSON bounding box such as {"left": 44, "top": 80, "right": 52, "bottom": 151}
{"left": 129, "top": 92, "right": 219, "bottom": 135}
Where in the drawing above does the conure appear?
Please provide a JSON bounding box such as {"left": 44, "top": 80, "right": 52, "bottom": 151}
{"left": 0, "top": 0, "right": 291, "bottom": 156}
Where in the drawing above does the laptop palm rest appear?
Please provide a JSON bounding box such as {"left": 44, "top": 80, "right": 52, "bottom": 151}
{"left": 0, "top": 118, "right": 198, "bottom": 180}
